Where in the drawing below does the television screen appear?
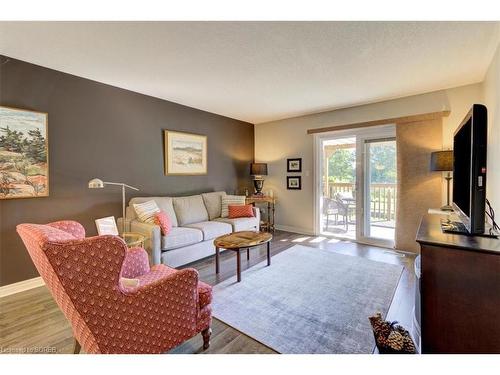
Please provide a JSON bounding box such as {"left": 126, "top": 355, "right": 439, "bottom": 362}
{"left": 453, "top": 118, "right": 471, "bottom": 217}
{"left": 452, "top": 104, "right": 487, "bottom": 234}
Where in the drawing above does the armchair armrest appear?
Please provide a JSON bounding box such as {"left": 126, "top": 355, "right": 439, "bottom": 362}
{"left": 112, "top": 264, "right": 200, "bottom": 347}
{"left": 135, "top": 266, "right": 198, "bottom": 293}
{"left": 124, "top": 267, "right": 200, "bottom": 327}
{"left": 130, "top": 220, "right": 162, "bottom": 265}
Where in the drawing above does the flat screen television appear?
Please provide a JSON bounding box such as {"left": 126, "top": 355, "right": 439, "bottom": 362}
{"left": 452, "top": 104, "right": 487, "bottom": 234}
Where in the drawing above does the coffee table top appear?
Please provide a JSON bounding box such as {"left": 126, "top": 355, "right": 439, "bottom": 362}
{"left": 214, "top": 231, "right": 272, "bottom": 249}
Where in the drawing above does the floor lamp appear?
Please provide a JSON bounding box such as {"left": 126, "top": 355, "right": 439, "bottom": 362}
{"left": 88, "top": 178, "right": 140, "bottom": 234}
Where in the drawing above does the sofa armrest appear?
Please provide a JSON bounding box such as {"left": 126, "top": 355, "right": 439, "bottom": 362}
{"left": 130, "top": 220, "right": 162, "bottom": 265}
{"left": 252, "top": 207, "right": 261, "bottom": 229}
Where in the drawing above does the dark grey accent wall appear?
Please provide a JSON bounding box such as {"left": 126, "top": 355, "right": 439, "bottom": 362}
{"left": 0, "top": 56, "right": 254, "bottom": 286}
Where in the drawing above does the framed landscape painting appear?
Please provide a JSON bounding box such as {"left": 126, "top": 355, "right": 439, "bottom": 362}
{"left": 164, "top": 130, "right": 207, "bottom": 175}
{"left": 0, "top": 106, "right": 49, "bottom": 199}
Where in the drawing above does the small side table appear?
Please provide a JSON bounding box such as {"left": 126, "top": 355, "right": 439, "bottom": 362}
{"left": 121, "top": 232, "right": 147, "bottom": 249}
{"left": 246, "top": 196, "right": 276, "bottom": 232}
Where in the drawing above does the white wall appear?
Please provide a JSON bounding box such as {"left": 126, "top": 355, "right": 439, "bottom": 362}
{"left": 482, "top": 42, "right": 500, "bottom": 216}
{"left": 255, "top": 84, "right": 483, "bottom": 234}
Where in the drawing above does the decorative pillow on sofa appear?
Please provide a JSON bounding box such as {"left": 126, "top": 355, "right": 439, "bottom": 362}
{"left": 154, "top": 211, "right": 172, "bottom": 235}
{"left": 133, "top": 200, "right": 160, "bottom": 224}
{"left": 221, "top": 195, "right": 246, "bottom": 218}
{"left": 228, "top": 204, "right": 255, "bottom": 219}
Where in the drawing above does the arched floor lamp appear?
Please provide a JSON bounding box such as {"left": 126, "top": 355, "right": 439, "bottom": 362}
{"left": 88, "top": 178, "right": 139, "bottom": 234}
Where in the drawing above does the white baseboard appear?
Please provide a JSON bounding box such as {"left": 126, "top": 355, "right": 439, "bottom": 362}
{"left": 275, "top": 224, "right": 315, "bottom": 236}
{"left": 0, "top": 277, "right": 45, "bottom": 298}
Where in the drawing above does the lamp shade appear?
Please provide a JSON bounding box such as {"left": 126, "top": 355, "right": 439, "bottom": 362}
{"left": 430, "top": 150, "right": 453, "bottom": 172}
{"left": 88, "top": 178, "right": 104, "bottom": 188}
{"left": 250, "top": 163, "right": 268, "bottom": 176}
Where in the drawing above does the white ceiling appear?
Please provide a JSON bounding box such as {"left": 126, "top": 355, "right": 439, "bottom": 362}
{"left": 0, "top": 22, "right": 499, "bottom": 124}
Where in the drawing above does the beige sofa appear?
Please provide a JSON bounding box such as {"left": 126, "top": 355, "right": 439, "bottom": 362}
{"left": 119, "top": 191, "right": 260, "bottom": 267}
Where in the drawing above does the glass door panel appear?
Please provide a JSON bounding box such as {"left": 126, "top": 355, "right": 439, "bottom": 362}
{"left": 320, "top": 136, "right": 357, "bottom": 239}
{"left": 363, "top": 138, "right": 397, "bottom": 242}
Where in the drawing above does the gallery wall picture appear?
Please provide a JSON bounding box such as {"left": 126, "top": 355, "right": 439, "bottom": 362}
{"left": 0, "top": 106, "right": 49, "bottom": 199}
{"left": 164, "top": 130, "right": 207, "bottom": 175}
{"left": 287, "top": 176, "right": 302, "bottom": 190}
{"left": 287, "top": 158, "right": 302, "bottom": 172}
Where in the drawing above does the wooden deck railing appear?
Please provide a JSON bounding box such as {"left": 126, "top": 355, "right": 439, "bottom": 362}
{"left": 327, "top": 182, "right": 397, "bottom": 222}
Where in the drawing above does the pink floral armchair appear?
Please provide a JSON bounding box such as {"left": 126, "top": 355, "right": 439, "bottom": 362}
{"left": 17, "top": 220, "right": 212, "bottom": 354}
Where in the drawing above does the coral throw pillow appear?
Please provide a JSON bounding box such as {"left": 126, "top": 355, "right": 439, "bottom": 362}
{"left": 221, "top": 195, "right": 246, "bottom": 217}
{"left": 228, "top": 204, "right": 255, "bottom": 219}
{"left": 154, "top": 211, "right": 172, "bottom": 235}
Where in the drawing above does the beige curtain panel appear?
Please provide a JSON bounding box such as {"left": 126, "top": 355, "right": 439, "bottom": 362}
{"left": 395, "top": 118, "right": 443, "bottom": 253}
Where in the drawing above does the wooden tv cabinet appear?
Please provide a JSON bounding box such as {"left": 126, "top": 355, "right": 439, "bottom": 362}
{"left": 416, "top": 214, "right": 500, "bottom": 353}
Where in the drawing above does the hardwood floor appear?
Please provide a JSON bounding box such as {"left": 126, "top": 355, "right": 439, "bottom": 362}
{"left": 0, "top": 230, "right": 415, "bottom": 354}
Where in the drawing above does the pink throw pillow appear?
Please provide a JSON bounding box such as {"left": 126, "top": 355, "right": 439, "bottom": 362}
{"left": 154, "top": 211, "right": 172, "bottom": 235}
{"left": 228, "top": 204, "right": 255, "bottom": 219}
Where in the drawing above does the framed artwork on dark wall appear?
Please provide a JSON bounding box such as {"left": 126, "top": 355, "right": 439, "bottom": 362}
{"left": 0, "top": 106, "right": 49, "bottom": 199}
{"left": 164, "top": 130, "right": 207, "bottom": 175}
{"left": 287, "top": 176, "right": 301, "bottom": 190}
{"left": 287, "top": 158, "right": 302, "bottom": 172}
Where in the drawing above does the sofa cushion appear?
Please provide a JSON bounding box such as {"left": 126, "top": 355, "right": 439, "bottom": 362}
{"left": 185, "top": 221, "right": 232, "bottom": 241}
{"left": 201, "top": 191, "right": 226, "bottom": 220}
{"left": 173, "top": 195, "right": 209, "bottom": 226}
{"left": 161, "top": 227, "right": 203, "bottom": 251}
{"left": 214, "top": 216, "right": 259, "bottom": 232}
{"left": 128, "top": 197, "right": 178, "bottom": 227}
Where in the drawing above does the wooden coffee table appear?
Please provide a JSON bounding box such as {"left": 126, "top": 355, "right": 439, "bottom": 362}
{"left": 214, "top": 231, "right": 273, "bottom": 282}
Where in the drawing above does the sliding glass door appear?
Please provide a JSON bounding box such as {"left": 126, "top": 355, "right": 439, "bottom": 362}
{"left": 320, "top": 136, "right": 357, "bottom": 240}
{"left": 362, "top": 138, "right": 397, "bottom": 245}
{"left": 315, "top": 125, "right": 396, "bottom": 247}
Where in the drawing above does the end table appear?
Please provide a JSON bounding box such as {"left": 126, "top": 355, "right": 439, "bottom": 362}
{"left": 121, "top": 232, "right": 147, "bottom": 249}
{"left": 246, "top": 196, "right": 276, "bottom": 232}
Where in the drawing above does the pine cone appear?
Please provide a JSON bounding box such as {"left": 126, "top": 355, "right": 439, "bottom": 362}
{"left": 369, "top": 312, "right": 417, "bottom": 353}
{"left": 402, "top": 334, "right": 417, "bottom": 353}
{"left": 369, "top": 313, "right": 391, "bottom": 338}
{"left": 387, "top": 331, "right": 404, "bottom": 351}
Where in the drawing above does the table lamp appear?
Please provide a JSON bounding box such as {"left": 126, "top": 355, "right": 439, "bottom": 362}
{"left": 250, "top": 163, "right": 268, "bottom": 196}
{"left": 88, "top": 178, "right": 139, "bottom": 234}
{"left": 430, "top": 150, "right": 453, "bottom": 211}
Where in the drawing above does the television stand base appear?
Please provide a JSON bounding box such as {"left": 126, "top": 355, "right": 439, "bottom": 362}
{"left": 440, "top": 219, "right": 499, "bottom": 238}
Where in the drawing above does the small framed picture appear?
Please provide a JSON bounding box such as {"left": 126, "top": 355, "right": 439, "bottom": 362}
{"left": 287, "top": 158, "right": 302, "bottom": 172}
{"left": 95, "top": 216, "right": 119, "bottom": 236}
{"left": 287, "top": 176, "right": 302, "bottom": 190}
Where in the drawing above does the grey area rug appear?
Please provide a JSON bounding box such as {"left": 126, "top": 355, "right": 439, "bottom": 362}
{"left": 212, "top": 244, "right": 403, "bottom": 354}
